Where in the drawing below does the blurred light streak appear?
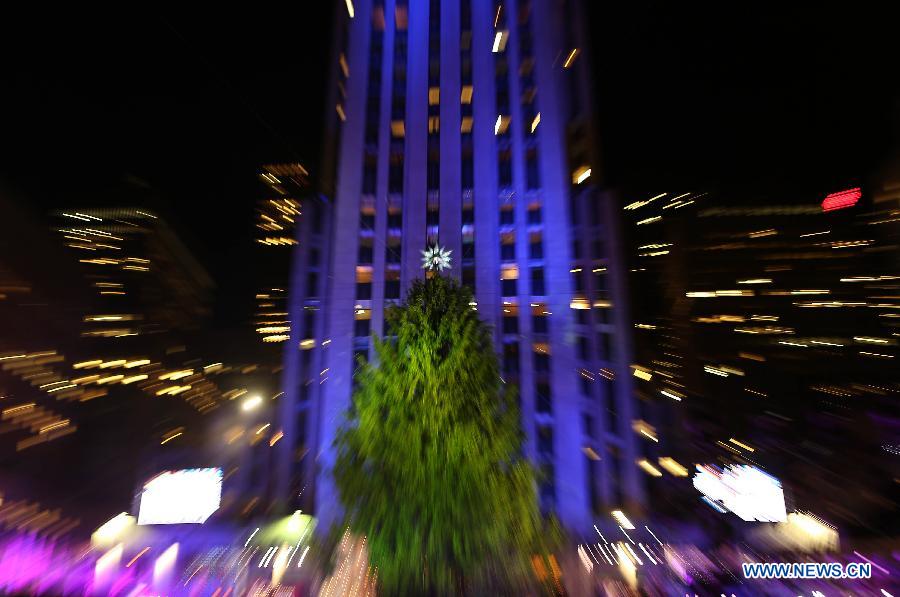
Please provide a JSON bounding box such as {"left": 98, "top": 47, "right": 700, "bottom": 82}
{"left": 160, "top": 432, "right": 182, "bottom": 445}
{"left": 645, "top": 526, "right": 663, "bottom": 546}
{"left": 296, "top": 545, "right": 310, "bottom": 568}
{"left": 563, "top": 48, "right": 580, "bottom": 68}
{"left": 256, "top": 423, "right": 271, "bottom": 435}
{"left": 637, "top": 459, "right": 663, "bottom": 477}
{"left": 245, "top": 527, "right": 260, "bottom": 547}
{"left": 658, "top": 457, "right": 688, "bottom": 477}
{"left": 822, "top": 187, "right": 861, "bottom": 211}
{"left": 611, "top": 510, "right": 635, "bottom": 529}
{"left": 125, "top": 547, "right": 151, "bottom": 567}
{"left": 344, "top": 0, "right": 354, "bottom": 18}
{"left": 728, "top": 438, "right": 755, "bottom": 452}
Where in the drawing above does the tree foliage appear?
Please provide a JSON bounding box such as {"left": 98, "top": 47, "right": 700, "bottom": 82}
{"left": 334, "top": 275, "right": 559, "bottom": 595}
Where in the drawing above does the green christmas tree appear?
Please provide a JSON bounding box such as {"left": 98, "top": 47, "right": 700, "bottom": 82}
{"left": 333, "top": 272, "right": 560, "bottom": 595}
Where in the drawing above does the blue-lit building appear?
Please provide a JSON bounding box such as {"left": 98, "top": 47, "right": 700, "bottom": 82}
{"left": 279, "top": 0, "right": 642, "bottom": 530}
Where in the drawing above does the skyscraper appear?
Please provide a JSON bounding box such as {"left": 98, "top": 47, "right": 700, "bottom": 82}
{"left": 280, "top": 0, "right": 641, "bottom": 530}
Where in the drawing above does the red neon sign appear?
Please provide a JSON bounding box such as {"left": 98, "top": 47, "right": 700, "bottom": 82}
{"left": 822, "top": 188, "right": 861, "bottom": 212}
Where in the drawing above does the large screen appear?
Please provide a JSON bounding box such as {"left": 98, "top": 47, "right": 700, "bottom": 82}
{"left": 137, "top": 468, "right": 223, "bottom": 525}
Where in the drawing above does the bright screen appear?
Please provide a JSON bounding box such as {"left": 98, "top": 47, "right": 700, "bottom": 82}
{"left": 137, "top": 468, "right": 223, "bottom": 525}
{"left": 693, "top": 464, "right": 787, "bottom": 523}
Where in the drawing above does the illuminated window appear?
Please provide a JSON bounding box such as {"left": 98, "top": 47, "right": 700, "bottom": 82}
{"left": 428, "top": 86, "right": 440, "bottom": 105}
{"left": 460, "top": 85, "right": 474, "bottom": 104}
{"left": 395, "top": 5, "right": 408, "bottom": 30}
{"left": 492, "top": 30, "right": 508, "bottom": 53}
{"left": 460, "top": 116, "right": 473, "bottom": 133}
{"left": 428, "top": 116, "right": 440, "bottom": 134}
{"left": 391, "top": 120, "right": 405, "bottom": 137}
{"left": 494, "top": 115, "right": 510, "bottom": 135}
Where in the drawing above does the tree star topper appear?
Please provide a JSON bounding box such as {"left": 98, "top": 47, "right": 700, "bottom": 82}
{"left": 421, "top": 245, "right": 452, "bottom": 272}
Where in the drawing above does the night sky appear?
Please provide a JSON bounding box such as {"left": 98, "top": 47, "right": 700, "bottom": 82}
{"left": 2, "top": 5, "right": 896, "bottom": 327}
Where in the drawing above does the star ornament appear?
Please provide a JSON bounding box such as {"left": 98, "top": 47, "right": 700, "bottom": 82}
{"left": 421, "top": 245, "right": 452, "bottom": 272}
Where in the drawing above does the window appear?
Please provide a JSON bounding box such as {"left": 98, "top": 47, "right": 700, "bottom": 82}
{"left": 358, "top": 243, "right": 373, "bottom": 264}
{"left": 499, "top": 207, "right": 514, "bottom": 226}
{"left": 529, "top": 239, "right": 543, "bottom": 260}
{"left": 386, "top": 244, "right": 401, "bottom": 263}
{"left": 427, "top": 150, "right": 440, "bottom": 190}
{"left": 354, "top": 318, "right": 371, "bottom": 338}
{"left": 534, "top": 351, "right": 550, "bottom": 372}
{"left": 592, "top": 239, "right": 605, "bottom": 259}
{"left": 599, "top": 332, "right": 614, "bottom": 361}
{"left": 582, "top": 414, "right": 595, "bottom": 439}
{"left": 307, "top": 272, "right": 319, "bottom": 297}
{"left": 309, "top": 248, "right": 320, "bottom": 266}
{"left": 572, "top": 239, "right": 581, "bottom": 259}
{"left": 303, "top": 311, "right": 315, "bottom": 336}
{"left": 572, "top": 272, "right": 584, "bottom": 293}
{"left": 426, "top": 209, "right": 440, "bottom": 227}
{"left": 502, "top": 278, "right": 517, "bottom": 297}
{"left": 462, "top": 238, "right": 475, "bottom": 259}
{"left": 532, "top": 313, "right": 547, "bottom": 334}
{"left": 388, "top": 211, "right": 403, "bottom": 229}
{"left": 531, "top": 267, "right": 545, "bottom": 296}
{"left": 501, "top": 242, "right": 516, "bottom": 261}
{"left": 503, "top": 342, "right": 519, "bottom": 374}
{"left": 578, "top": 375, "right": 591, "bottom": 398}
{"left": 356, "top": 281, "right": 372, "bottom": 300}
{"left": 462, "top": 150, "right": 474, "bottom": 189}
{"left": 389, "top": 153, "right": 404, "bottom": 193}
{"left": 498, "top": 149, "right": 512, "bottom": 188}
{"left": 574, "top": 308, "right": 589, "bottom": 325}
{"left": 526, "top": 148, "right": 540, "bottom": 190}
{"left": 527, "top": 205, "right": 542, "bottom": 225}
{"left": 385, "top": 279, "right": 400, "bottom": 299}
{"left": 463, "top": 267, "right": 476, "bottom": 291}
{"left": 385, "top": 269, "right": 401, "bottom": 299}
{"left": 362, "top": 153, "right": 377, "bottom": 194}
{"left": 502, "top": 315, "right": 518, "bottom": 334}
{"left": 577, "top": 336, "right": 591, "bottom": 362}
{"left": 360, "top": 212, "right": 375, "bottom": 230}
{"left": 462, "top": 206, "right": 474, "bottom": 225}
{"left": 537, "top": 426, "right": 553, "bottom": 457}
{"left": 536, "top": 382, "right": 552, "bottom": 413}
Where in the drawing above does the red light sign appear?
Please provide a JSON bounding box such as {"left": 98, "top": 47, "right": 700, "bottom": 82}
{"left": 822, "top": 188, "right": 861, "bottom": 212}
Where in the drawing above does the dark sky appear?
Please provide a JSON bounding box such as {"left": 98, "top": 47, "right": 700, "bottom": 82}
{"left": 2, "top": 5, "right": 897, "bottom": 325}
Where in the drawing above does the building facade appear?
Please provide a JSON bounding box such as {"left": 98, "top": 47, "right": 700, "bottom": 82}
{"left": 279, "top": 0, "right": 642, "bottom": 530}
{"left": 624, "top": 184, "right": 900, "bottom": 537}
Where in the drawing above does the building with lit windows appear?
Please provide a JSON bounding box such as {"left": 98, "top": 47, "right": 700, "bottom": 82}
{"left": 279, "top": 0, "right": 642, "bottom": 530}
{"left": 624, "top": 183, "right": 900, "bottom": 538}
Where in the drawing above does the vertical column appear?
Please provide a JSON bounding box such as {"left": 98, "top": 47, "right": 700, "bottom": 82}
{"left": 531, "top": 0, "right": 588, "bottom": 528}
{"left": 471, "top": 0, "right": 500, "bottom": 340}
{"left": 439, "top": 0, "right": 462, "bottom": 278}
{"left": 372, "top": 0, "right": 396, "bottom": 341}
{"left": 316, "top": 0, "right": 372, "bottom": 529}
{"left": 401, "top": 0, "right": 430, "bottom": 288}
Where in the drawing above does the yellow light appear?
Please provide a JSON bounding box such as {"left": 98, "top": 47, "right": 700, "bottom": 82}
{"left": 242, "top": 396, "right": 263, "bottom": 412}
{"left": 460, "top": 116, "right": 473, "bottom": 133}
{"left": 563, "top": 48, "right": 580, "bottom": 68}
{"left": 269, "top": 430, "right": 284, "bottom": 446}
{"left": 728, "top": 438, "right": 755, "bottom": 452}
{"left": 492, "top": 30, "right": 508, "bottom": 53}
{"left": 428, "top": 86, "right": 440, "bottom": 105}
{"left": 299, "top": 339, "right": 316, "bottom": 349}
{"left": 658, "top": 457, "right": 689, "bottom": 477}
{"left": 531, "top": 112, "right": 541, "bottom": 133}
{"left": 632, "top": 367, "right": 652, "bottom": 381}
{"left": 121, "top": 375, "right": 149, "bottom": 385}
{"left": 573, "top": 166, "right": 591, "bottom": 185}
{"left": 636, "top": 216, "right": 661, "bottom": 225}
{"left": 92, "top": 513, "right": 135, "bottom": 547}
{"left": 611, "top": 510, "right": 635, "bottom": 530}
{"left": 39, "top": 420, "right": 70, "bottom": 434}
{"left": 124, "top": 359, "right": 150, "bottom": 368}
{"left": 96, "top": 375, "right": 124, "bottom": 385}
{"left": 344, "top": 0, "right": 354, "bottom": 18}
{"left": 460, "top": 85, "right": 473, "bottom": 104}
{"left": 160, "top": 432, "right": 182, "bottom": 445}
{"left": 159, "top": 370, "right": 193, "bottom": 381}
{"left": 494, "top": 115, "right": 510, "bottom": 135}
{"left": 737, "top": 278, "right": 772, "bottom": 284}
{"left": 99, "top": 360, "right": 126, "bottom": 369}
{"left": 73, "top": 359, "right": 102, "bottom": 369}
{"left": 637, "top": 459, "right": 663, "bottom": 477}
